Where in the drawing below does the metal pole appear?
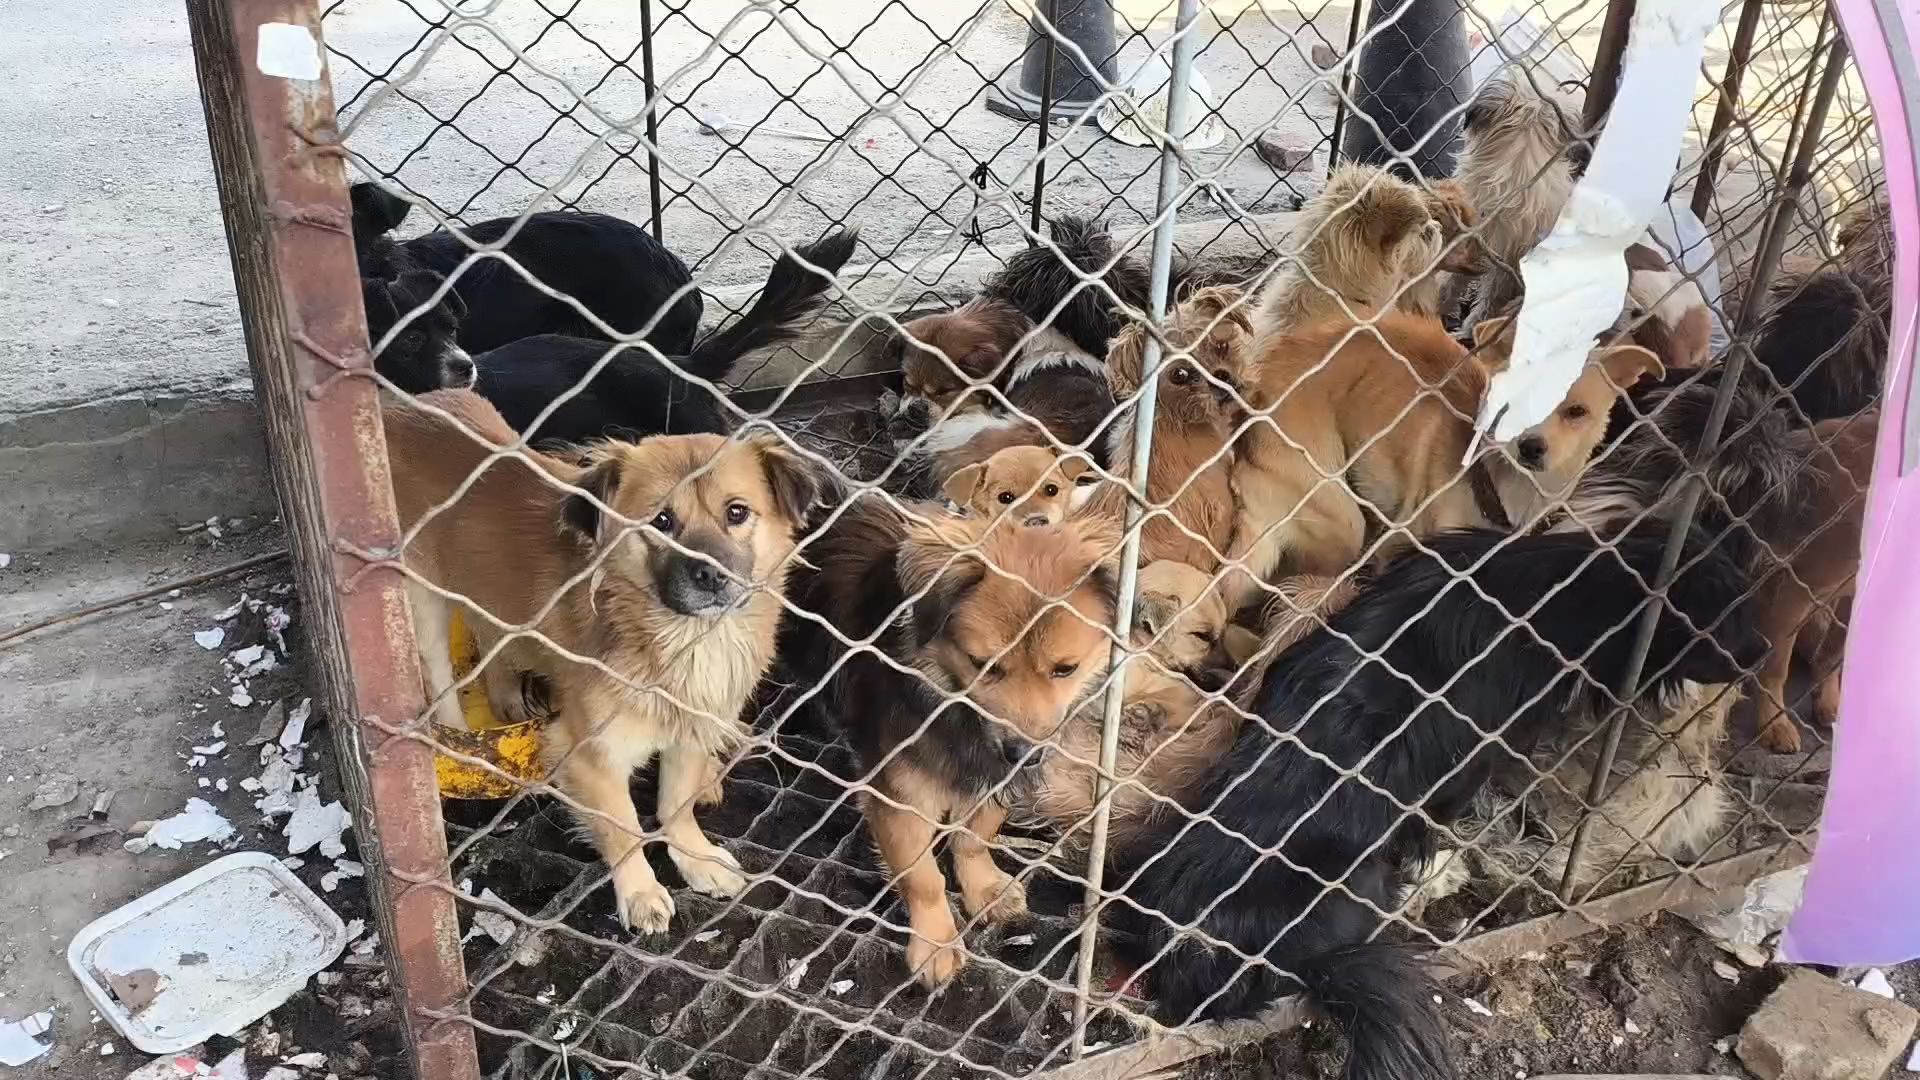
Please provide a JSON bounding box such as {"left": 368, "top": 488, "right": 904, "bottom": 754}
{"left": 1583, "top": 0, "right": 1637, "bottom": 133}
{"left": 1557, "top": 36, "right": 1850, "bottom": 904}
{"left": 185, "top": 4, "right": 481, "bottom": 1078}
{"left": 639, "top": 0, "right": 664, "bottom": 240}
{"left": 1032, "top": 0, "right": 1061, "bottom": 234}
{"left": 1689, "top": 0, "right": 1765, "bottom": 220}
{"left": 1068, "top": 0, "right": 1198, "bottom": 1057}
{"left": 1324, "top": 0, "right": 1369, "bottom": 178}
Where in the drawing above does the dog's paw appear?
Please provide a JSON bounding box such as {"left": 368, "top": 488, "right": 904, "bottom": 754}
{"left": 961, "top": 870, "right": 1028, "bottom": 924}
{"left": 907, "top": 934, "right": 967, "bottom": 988}
{"left": 1756, "top": 715, "right": 1803, "bottom": 755}
{"left": 672, "top": 843, "right": 747, "bottom": 898}
{"left": 695, "top": 756, "right": 726, "bottom": 808}
{"left": 614, "top": 866, "right": 676, "bottom": 934}
{"left": 878, "top": 388, "right": 902, "bottom": 417}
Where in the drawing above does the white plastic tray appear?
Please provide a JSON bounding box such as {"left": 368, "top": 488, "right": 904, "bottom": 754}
{"left": 67, "top": 851, "right": 348, "bottom": 1053}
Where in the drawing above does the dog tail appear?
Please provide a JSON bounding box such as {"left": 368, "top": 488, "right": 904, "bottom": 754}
{"left": 983, "top": 216, "right": 1155, "bottom": 357}
{"left": 1295, "top": 943, "right": 1453, "bottom": 1080}
{"left": 679, "top": 228, "right": 860, "bottom": 384}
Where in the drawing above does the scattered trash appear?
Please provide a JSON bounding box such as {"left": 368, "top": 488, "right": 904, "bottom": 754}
{"left": 0, "top": 554, "right": 11, "bottom": 570}
{"left": 261, "top": 1068, "right": 298, "bottom": 1080}
{"left": 1711, "top": 959, "right": 1743, "bottom": 983}
{"left": 69, "top": 852, "right": 348, "bottom": 1054}
{"left": 1003, "top": 933, "right": 1035, "bottom": 947}
{"left": 210, "top": 1047, "right": 248, "bottom": 1078}
{"left": 92, "top": 789, "right": 117, "bottom": 818}
{"left": 350, "top": 932, "right": 379, "bottom": 957}
{"left": 229, "top": 686, "right": 253, "bottom": 708}
{"left": 26, "top": 773, "right": 81, "bottom": 811}
{"left": 827, "top": 979, "right": 854, "bottom": 997}
{"left": 100, "top": 1041, "right": 117, "bottom": 1055}
{"left": 691, "top": 929, "right": 720, "bottom": 944}
{"left": 282, "top": 788, "right": 349, "bottom": 857}
{"left": 464, "top": 889, "right": 516, "bottom": 945}
{"left": 1462, "top": 997, "right": 1493, "bottom": 1017}
{"left": 214, "top": 595, "right": 247, "bottom": 621}
{"left": 0, "top": 1010, "right": 54, "bottom": 1066}
{"left": 1713, "top": 1035, "right": 1733, "bottom": 1054}
{"left": 784, "top": 959, "right": 809, "bottom": 990}
{"left": 253, "top": 752, "right": 298, "bottom": 819}
{"left": 264, "top": 608, "right": 291, "bottom": 654}
{"left": 278, "top": 699, "right": 311, "bottom": 749}
{"left": 1858, "top": 968, "right": 1897, "bottom": 999}
{"left": 104, "top": 969, "right": 162, "bottom": 1014}
{"left": 344, "top": 918, "right": 365, "bottom": 943}
{"left": 48, "top": 819, "right": 124, "bottom": 857}
{"left": 319, "top": 858, "right": 364, "bottom": 893}
{"left": 126, "top": 798, "right": 235, "bottom": 854}
{"left": 247, "top": 702, "right": 288, "bottom": 747}
{"left": 691, "top": 109, "right": 837, "bottom": 143}
{"left": 282, "top": 1051, "right": 326, "bottom": 1067}
{"left": 1682, "top": 865, "right": 1808, "bottom": 949}
{"left": 190, "top": 742, "right": 226, "bottom": 757}
{"left": 1623, "top": 1017, "right": 1642, "bottom": 1034}
{"left": 1096, "top": 53, "right": 1224, "bottom": 150}
{"left": 193, "top": 628, "right": 225, "bottom": 651}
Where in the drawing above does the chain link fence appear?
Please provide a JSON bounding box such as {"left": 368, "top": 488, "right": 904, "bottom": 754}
{"left": 189, "top": 0, "right": 1889, "bottom": 1076}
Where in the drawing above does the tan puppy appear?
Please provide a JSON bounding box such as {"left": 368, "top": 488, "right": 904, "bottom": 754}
{"left": 942, "top": 445, "right": 1094, "bottom": 527}
{"left": 385, "top": 390, "right": 821, "bottom": 933}
{"left": 1449, "top": 71, "right": 1583, "bottom": 320}
{"left": 1256, "top": 164, "right": 1445, "bottom": 333}
{"left": 1027, "top": 561, "right": 1241, "bottom": 851}
{"left": 1226, "top": 311, "right": 1661, "bottom": 606}
{"left": 1091, "top": 284, "right": 1258, "bottom": 571}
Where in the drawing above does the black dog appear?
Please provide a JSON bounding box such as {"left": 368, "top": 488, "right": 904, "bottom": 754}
{"left": 1107, "top": 529, "right": 1761, "bottom": 1080}
{"left": 359, "top": 268, "right": 474, "bottom": 394}
{"left": 473, "top": 228, "right": 859, "bottom": 445}
{"left": 978, "top": 215, "right": 1154, "bottom": 360}
{"left": 1749, "top": 268, "right": 1889, "bottom": 421}
{"left": 349, "top": 183, "right": 703, "bottom": 357}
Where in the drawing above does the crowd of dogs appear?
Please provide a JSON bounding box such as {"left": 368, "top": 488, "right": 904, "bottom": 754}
{"left": 354, "top": 72, "right": 1888, "bottom": 1080}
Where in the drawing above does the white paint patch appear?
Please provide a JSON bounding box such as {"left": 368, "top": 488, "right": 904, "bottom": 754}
{"left": 255, "top": 23, "right": 321, "bottom": 81}
{"left": 1471, "top": 0, "right": 1719, "bottom": 450}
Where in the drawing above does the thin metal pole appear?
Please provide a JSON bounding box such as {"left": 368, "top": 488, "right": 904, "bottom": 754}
{"left": 639, "top": 0, "right": 664, "bottom": 240}
{"left": 1689, "top": 0, "right": 1765, "bottom": 220}
{"left": 1068, "top": 0, "right": 1198, "bottom": 1057}
{"left": 1557, "top": 35, "right": 1850, "bottom": 904}
{"left": 1031, "top": 0, "right": 1061, "bottom": 233}
{"left": 1324, "top": 0, "right": 1368, "bottom": 179}
{"left": 1583, "top": 0, "right": 1637, "bottom": 133}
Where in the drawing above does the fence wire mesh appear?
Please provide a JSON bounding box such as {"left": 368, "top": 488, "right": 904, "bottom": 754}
{"left": 204, "top": 0, "right": 1891, "bottom": 1075}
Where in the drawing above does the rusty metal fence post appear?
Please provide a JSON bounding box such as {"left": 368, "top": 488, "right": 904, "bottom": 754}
{"left": 184, "top": 3, "right": 481, "bottom": 1078}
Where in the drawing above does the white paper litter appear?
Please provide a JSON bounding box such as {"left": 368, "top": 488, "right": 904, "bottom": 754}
{"left": 229, "top": 644, "right": 265, "bottom": 668}
{"left": 0, "top": 1010, "right": 54, "bottom": 1066}
{"left": 265, "top": 608, "right": 291, "bottom": 654}
{"left": 467, "top": 889, "right": 516, "bottom": 945}
{"left": 279, "top": 700, "right": 311, "bottom": 750}
{"left": 828, "top": 979, "right": 854, "bottom": 997}
{"left": 99, "top": 1041, "right": 116, "bottom": 1055}
{"left": 253, "top": 754, "right": 298, "bottom": 819}
{"left": 262, "top": 1068, "right": 299, "bottom": 1080}
{"left": 691, "top": 929, "right": 721, "bottom": 944}
{"left": 130, "top": 798, "right": 235, "bottom": 852}
{"left": 282, "top": 1051, "right": 326, "bottom": 1068}
{"left": 1711, "top": 959, "right": 1742, "bottom": 983}
{"left": 344, "top": 918, "right": 366, "bottom": 943}
{"left": 194, "top": 628, "right": 226, "bottom": 651}
{"left": 212, "top": 1048, "right": 249, "bottom": 1079}
{"left": 1003, "top": 933, "right": 1035, "bottom": 947}
{"left": 1463, "top": 997, "right": 1493, "bottom": 1017}
{"left": 229, "top": 686, "right": 253, "bottom": 708}
{"left": 784, "top": 960, "right": 809, "bottom": 990}
{"left": 1623, "top": 1017, "right": 1642, "bottom": 1034}
{"left": 1684, "top": 866, "right": 1809, "bottom": 948}
{"left": 0, "top": 554, "right": 11, "bottom": 570}
{"left": 282, "top": 789, "right": 349, "bottom": 858}
{"left": 215, "top": 596, "right": 247, "bottom": 621}
{"left": 350, "top": 933, "right": 379, "bottom": 957}
{"left": 1857, "top": 968, "right": 1897, "bottom": 999}
{"left": 1472, "top": 0, "right": 1719, "bottom": 447}
{"left": 191, "top": 742, "right": 227, "bottom": 756}
{"left": 239, "top": 778, "right": 263, "bottom": 793}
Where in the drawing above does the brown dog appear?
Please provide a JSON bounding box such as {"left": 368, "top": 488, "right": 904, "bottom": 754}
{"left": 1401, "top": 178, "right": 1489, "bottom": 319}
{"left": 787, "top": 498, "right": 1119, "bottom": 986}
{"left": 1754, "top": 412, "right": 1877, "bottom": 752}
{"left": 1226, "top": 310, "right": 1661, "bottom": 606}
{"left": 1025, "top": 560, "right": 1241, "bottom": 851}
{"left": 1255, "top": 164, "right": 1445, "bottom": 334}
{"left": 1091, "top": 284, "right": 1258, "bottom": 571}
{"left": 942, "top": 445, "right": 1095, "bottom": 527}
{"left": 385, "top": 390, "right": 821, "bottom": 932}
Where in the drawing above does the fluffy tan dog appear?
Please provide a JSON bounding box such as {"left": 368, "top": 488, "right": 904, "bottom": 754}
{"left": 1255, "top": 165, "right": 1446, "bottom": 333}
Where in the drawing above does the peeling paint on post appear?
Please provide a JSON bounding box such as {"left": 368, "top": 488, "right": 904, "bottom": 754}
{"left": 183, "top": 3, "right": 481, "bottom": 1078}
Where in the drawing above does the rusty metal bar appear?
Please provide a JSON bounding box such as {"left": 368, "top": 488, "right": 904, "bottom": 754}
{"left": 639, "top": 0, "right": 665, "bottom": 240}
{"left": 1689, "top": 0, "right": 1766, "bottom": 220}
{"left": 1324, "top": 0, "right": 1368, "bottom": 178}
{"left": 1583, "top": 0, "right": 1637, "bottom": 132}
{"left": 184, "top": 4, "right": 481, "bottom": 1078}
{"left": 1557, "top": 33, "right": 1850, "bottom": 905}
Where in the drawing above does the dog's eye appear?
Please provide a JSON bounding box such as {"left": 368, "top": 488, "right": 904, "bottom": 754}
{"left": 1190, "top": 630, "right": 1215, "bottom": 644}
{"left": 1168, "top": 365, "right": 1195, "bottom": 385}
{"left": 997, "top": 492, "right": 1015, "bottom": 505}
{"left": 965, "top": 653, "right": 989, "bottom": 670}
{"left": 725, "top": 502, "right": 752, "bottom": 526}
{"left": 1042, "top": 484, "right": 1059, "bottom": 497}
{"left": 1563, "top": 404, "right": 1590, "bottom": 420}
{"left": 651, "top": 509, "right": 677, "bottom": 533}
{"left": 1051, "top": 662, "right": 1079, "bottom": 679}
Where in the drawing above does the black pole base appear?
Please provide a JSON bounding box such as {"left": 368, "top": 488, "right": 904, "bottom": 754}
{"left": 1339, "top": 0, "right": 1473, "bottom": 177}
{"left": 985, "top": 0, "right": 1120, "bottom": 123}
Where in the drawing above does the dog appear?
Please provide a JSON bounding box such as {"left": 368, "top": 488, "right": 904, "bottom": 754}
{"left": 383, "top": 389, "right": 823, "bottom": 932}
{"left": 941, "top": 445, "right": 1096, "bottom": 528}
{"left": 1225, "top": 310, "right": 1662, "bottom": 606}
{"left": 1567, "top": 374, "right": 1875, "bottom": 753}
{"left": 350, "top": 182, "right": 704, "bottom": 356}
{"left": 1106, "top": 529, "right": 1762, "bottom": 1080}
{"left": 359, "top": 266, "right": 475, "bottom": 393}
{"left": 1400, "top": 178, "right": 1489, "bottom": 320}
{"left": 1256, "top": 165, "right": 1446, "bottom": 334}
{"left": 1746, "top": 194, "right": 1891, "bottom": 421}
{"left": 784, "top": 497, "right": 1120, "bottom": 986}
{"left": 1021, "top": 560, "right": 1242, "bottom": 851}
{"left": 1088, "top": 284, "right": 1257, "bottom": 572}
{"left": 471, "top": 229, "right": 859, "bottom": 446}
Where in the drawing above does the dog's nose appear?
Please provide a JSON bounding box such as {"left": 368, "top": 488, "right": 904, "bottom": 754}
{"left": 1516, "top": 434, "right": 1547, "bottom": 469}
{"left": 1001, "top": 738, "right": 1037, "bottom": 770}
{"left": 443, "top": 348, "right": 477, "bottom": 390}
{"left": 688, "top": 560, "right": 726, "bottom": 592}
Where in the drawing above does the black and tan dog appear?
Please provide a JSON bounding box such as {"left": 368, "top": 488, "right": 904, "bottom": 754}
{"left": 385, "top": 390, "right": 822, "bottom": 933}
{"left": 784, "top": 498, "right": 1119, "bottom": 986}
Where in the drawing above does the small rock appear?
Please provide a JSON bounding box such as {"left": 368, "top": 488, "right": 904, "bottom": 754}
{"left": 1737, "top": 969, "right": 1919, "bottom": 1080}
{"left": 1624, "top": 1017, "right": 1642, "bottom": 1034}
{"left": 25, "top": 774, "right": 79, "bottom": 811}
{"left": 1254, "top": 134, "right": 1313, "bottom": 174}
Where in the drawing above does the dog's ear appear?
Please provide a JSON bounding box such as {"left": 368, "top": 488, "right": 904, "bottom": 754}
{"left": 561, "top": 452, "right": 623, "bottom": 542}
{"left": 394, "top": 269, "right": 451, "bottom": 310}
{"left": 942, "top": 462, "right": 989, "bottom": 509}
{"left": 1597, "top": 343, "right": 1665, "bottom": 390}
{"left": 897, "top": 527, "right": 988, "bottom": 648}
{"left": 1105, "top": 324, "right": 1147, "bottom": 396}
{"left": 1132, "top": 589, "right": 1175, "bottom": 643}
{"left": 957, "top": 342, "right": 1004, "bottom": 382}
{"left": 1361, "top": 192, "right": 1432, "bottom": 254}
{"left": 1469, "top": 314, "right": 1515, "bottom": 353}
{"left": 745, "top": 433, "right": 827, "bottom": 526}
{"left": 1054, "top": 454, "right": 1092, "bottom": 483}
{"left": 351, "top": 182, "right": 413, "bottom": 236}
